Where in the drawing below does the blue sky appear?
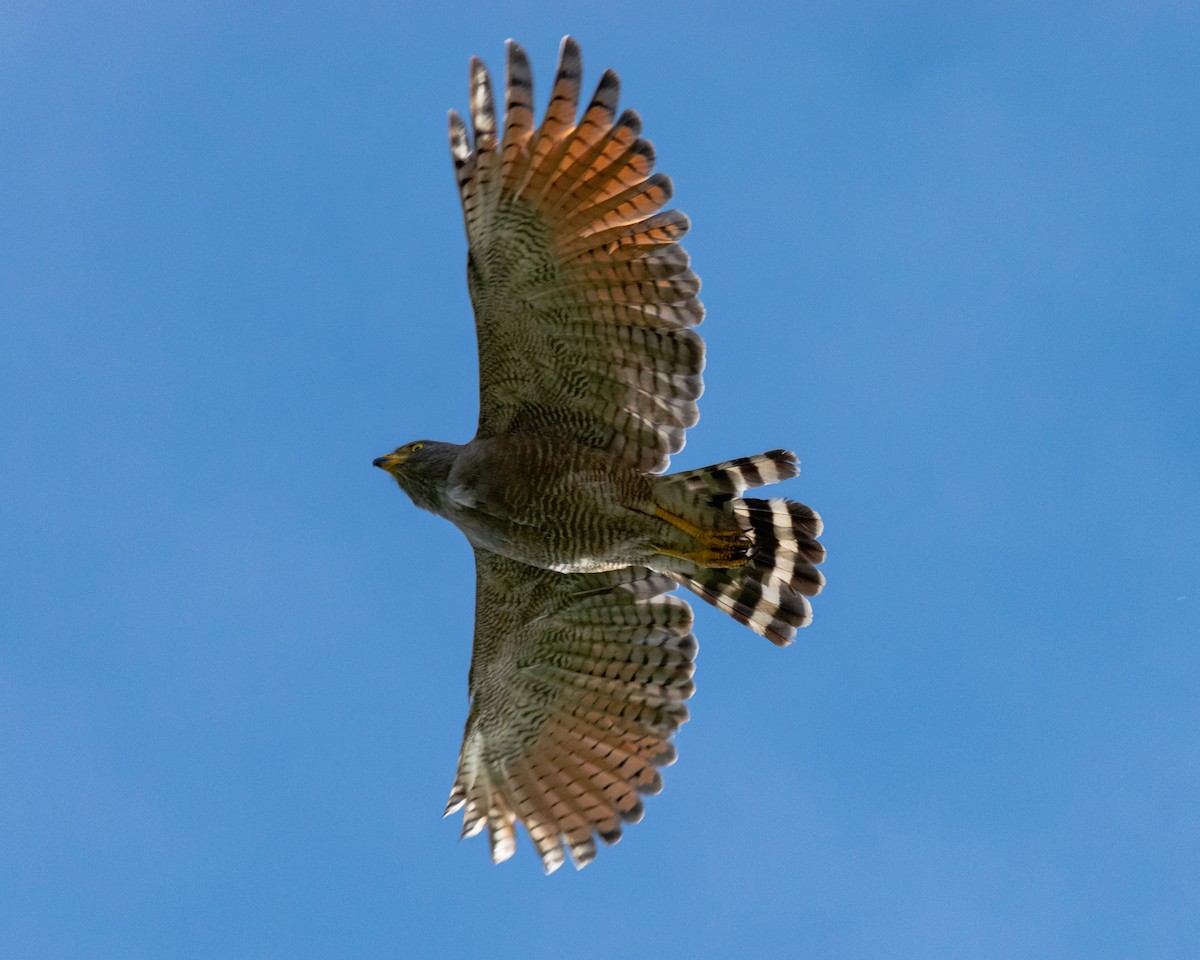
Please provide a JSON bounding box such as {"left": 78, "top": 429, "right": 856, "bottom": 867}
{"left": 3, "top": 2, "right": 1198, "bottom": 957}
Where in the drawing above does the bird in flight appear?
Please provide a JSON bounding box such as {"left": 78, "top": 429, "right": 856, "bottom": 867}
{"left": 374, "top": 37, "right": 825, "bottom": 873}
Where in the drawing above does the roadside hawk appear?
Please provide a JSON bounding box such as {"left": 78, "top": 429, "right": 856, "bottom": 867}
{"left": 374, "top": 37, "right": 825, "bottom": 873}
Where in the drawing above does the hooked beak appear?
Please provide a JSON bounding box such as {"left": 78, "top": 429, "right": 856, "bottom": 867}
{"left": 373, "top": 453, "right": 404, "bottom": 471}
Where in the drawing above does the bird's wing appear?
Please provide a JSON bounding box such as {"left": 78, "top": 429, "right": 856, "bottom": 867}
{"left": 452, "top": 37, "right": 704, "bottom": 474}
{"left": 446, "top": 548, "right": 696, "bottom": 873}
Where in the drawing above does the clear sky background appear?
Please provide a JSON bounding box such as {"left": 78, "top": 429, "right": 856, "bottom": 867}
{"left": 3, "top": 2, "right": 1198, "bottom": 957}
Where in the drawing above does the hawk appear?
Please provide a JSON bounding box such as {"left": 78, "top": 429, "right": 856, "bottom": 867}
{"left": 374, "top": 37, "right": 825, "bottom": 873}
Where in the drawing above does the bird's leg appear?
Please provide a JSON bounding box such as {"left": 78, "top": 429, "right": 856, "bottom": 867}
{"left": 651, "top": 506, "right": 752, "bottom": 569}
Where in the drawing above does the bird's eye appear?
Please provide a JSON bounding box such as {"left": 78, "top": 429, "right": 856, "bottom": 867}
{"left": 411, "top": 442, "right": 424, "bottom": 452}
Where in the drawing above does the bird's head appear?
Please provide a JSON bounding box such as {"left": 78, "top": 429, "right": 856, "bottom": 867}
{"left": 373, "top": 440, "right": 460, "bottom": 513}
{"left": 372, "top": 440, "right": 432, "bottom": 476}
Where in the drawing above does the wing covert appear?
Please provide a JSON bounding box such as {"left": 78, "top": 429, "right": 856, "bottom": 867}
{"left": 446, "top": 548, "right": 696, "bottom": 873}
{"left": 451, "top": 37, "right": 705, "bottom": 474}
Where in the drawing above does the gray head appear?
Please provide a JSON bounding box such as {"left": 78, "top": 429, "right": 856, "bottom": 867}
{"left": 372, "top": 440, "right": 461, "bottom": 513}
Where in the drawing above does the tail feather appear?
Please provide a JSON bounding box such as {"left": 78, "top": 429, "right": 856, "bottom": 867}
{"left": 675, "top": 567, "right": 813, "bottom": 645}
{"left": 656, "top": 450, "right": 825, "bottom": 646}
{"left": 670, "top": 449, "right": 801, "bottom": 499}
{"left": 732, "top": 499, "right": 826, "bottom": 594}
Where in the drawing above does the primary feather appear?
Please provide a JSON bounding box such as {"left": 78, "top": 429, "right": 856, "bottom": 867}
{"left": 456, "top": 37, "right": 705, "bottom": 476}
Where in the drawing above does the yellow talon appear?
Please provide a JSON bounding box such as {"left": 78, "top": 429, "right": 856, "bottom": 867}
{"left": 654, "top": 505, "right": 709, "bottom": 539}
{"left": 653, "top": 506, "right": 751, "bottom": 568}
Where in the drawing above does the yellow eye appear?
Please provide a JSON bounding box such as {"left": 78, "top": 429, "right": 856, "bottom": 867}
{"left": 411, "top": 442, "right": 424, "bottom": 452}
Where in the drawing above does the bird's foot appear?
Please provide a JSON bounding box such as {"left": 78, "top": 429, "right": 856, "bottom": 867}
{"left": 653, "top": 506, "right": 751, "bottom": 568}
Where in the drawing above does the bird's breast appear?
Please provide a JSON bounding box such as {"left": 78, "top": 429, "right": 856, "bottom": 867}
{"left": 443, "top": 434, "right": 657, "bottom": 571}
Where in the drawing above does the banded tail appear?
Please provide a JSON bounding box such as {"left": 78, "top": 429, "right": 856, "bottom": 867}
{"left": 655, "top": 450, "right": 825, "bottom": 646}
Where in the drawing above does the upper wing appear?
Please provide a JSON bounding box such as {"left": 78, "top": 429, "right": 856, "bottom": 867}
{"left": 451, "top": 38, "right": 705, "bottom": 474}
{"left": 445, "top": 548, "right": 696, "bottom": 873}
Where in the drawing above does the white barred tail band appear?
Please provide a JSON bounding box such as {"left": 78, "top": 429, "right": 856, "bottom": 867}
{"left": 661, "top": 450, "right": 825, "bottom": 646}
